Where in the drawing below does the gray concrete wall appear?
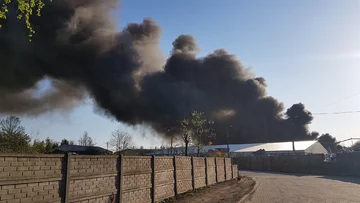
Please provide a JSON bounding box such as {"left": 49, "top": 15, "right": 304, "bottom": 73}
{"left": 236, "top": 153, "right": 360, "bottom": 177}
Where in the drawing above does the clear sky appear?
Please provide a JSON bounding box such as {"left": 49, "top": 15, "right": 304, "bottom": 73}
{"left": 16, "top": 0, "right": 360, "bottom": 149}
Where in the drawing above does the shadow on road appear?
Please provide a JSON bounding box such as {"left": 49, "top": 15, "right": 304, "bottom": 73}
{"left": 318, "top": 175, "right": 360, "bottom": 185}
{"left": 241, "top": 170, "right": 360, "bottom": 185}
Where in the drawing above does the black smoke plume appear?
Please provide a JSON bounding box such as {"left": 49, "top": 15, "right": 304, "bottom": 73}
{"left": 0, "top": 0, "right": 315, "bottom": 144}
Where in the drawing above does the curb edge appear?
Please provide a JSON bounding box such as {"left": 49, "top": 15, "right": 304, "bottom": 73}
{"left": 237, "top": 177, "right": 260, "bottom": 203}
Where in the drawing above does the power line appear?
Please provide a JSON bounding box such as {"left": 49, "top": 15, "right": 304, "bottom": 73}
{"left": 312, "top": 110, "right": 360, "bottom": 115}
{"left": 323, "top": 91, "right": 360, "bottom": 108}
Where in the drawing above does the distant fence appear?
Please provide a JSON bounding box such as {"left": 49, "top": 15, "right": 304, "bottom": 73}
{"left": 0, "top": 154, "right": 238, "bottom": 203}
{"left": 235, "top": 153, "right": 360, "bottom": 177}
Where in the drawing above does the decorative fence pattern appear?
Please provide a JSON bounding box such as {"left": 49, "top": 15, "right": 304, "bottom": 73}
{"left": 0, "top": 155, "right": 238, "bottom": 203}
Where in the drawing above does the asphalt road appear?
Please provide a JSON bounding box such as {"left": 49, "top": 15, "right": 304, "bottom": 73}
{"left": 241, "top": 171, "right": 360, "bottom": 203}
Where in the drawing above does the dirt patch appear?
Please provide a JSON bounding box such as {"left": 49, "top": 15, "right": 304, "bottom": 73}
{"left": 161, "top": 177, "right": 255, "bottom": 203}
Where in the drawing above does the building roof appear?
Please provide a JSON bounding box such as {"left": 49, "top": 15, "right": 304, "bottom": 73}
{"left": 55, "top": 145, "right": 111, "bottom": 153}
{"left": 131, "top": 141, "right": 328, "bottom": 156}
{"left": 234, "top": 140, "right": 328, "bottom": 154}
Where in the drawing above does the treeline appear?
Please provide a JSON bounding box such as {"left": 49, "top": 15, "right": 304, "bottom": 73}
{"left": 0, "top": 116, "right": 90, "bottom": 154}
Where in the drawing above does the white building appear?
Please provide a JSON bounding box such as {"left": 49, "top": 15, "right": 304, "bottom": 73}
{"left": 148, "top": 140, "right": 328, "bottom": 156}
{"left": 234, "top": 140, "right": 328, "bottom": 155}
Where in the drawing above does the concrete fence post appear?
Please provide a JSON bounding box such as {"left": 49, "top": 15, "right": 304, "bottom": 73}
{"left": 205, "top": 157, "right": 208, "bottom": 186}
{"left": 308, "top": 154, "right": 312, "bottom": 174}
{"left": 151, "top": 155, "right": 156, "bottom": 203}
{"left": 64, "top": 153, "right": 72, "bottom": 203}
{"left": 223, "top": 158, "right": 227, "bottom": 180}
{"left": 231, "top": 160, "right": 234, "bottom": 179}
{"left": 191, "top": 157, "right": 195, "bottom": 189}
{"left": 214, "top": 157, "right": 218, "bottom": 183}
{"left": 173, "top": 156, "right": 178, "bottom": 195}
{"left": 118, "top": 155, "right": 124, "bottom": 203}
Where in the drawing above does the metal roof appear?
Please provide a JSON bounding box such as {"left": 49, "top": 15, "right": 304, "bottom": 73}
{"left": 136, "top": 140, "right": 327, "bottom": 155}
{"left": 234, "top": 140, "right": 319, "bottom": 153}
{"left": 56, "top": 145, "right": 111, "bottom": 153}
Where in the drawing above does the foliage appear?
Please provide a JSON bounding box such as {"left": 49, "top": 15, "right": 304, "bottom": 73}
{"left": 180, "top": 118, "right": 192, "bottom": 156}
{"left": 60, "top": 139, "right": 69, "bottom": 145}
{"left": 60, "top": 139, "right": 74, "bottom": 146}
{"left": 0, "top": 0, "right": 51, "bottom": 41}
{"left": 181, "top": 111, "right": 215, "bottom": 156}
{"left": 0, "top": 116, "right": 31, "bottom": 153}
{"left": 214, "top": 151, "right": 222, "bottom": 157}
{"left": 109, "top": 129, "right": 132, "bottom": 151}
{"left": 45, "top": 137, "right": 58, "bottom": 153}
{"left": 0, "top": 116, "right": 79, "bottom": 154}
{"left": 29, "top": 137, "right": 58, "bottom": 153}
{"left": 31, "top": 139, "right": 45, "bottom": 153}
{"left": 78, "top": 131, "right": 95, "bottom": 146}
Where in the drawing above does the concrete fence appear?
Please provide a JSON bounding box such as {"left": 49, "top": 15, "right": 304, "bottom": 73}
{"left": 0, "top": 154, "right": 238, "bottom": 203}
{"left": 235, "top": 153, "right": 360, "bottom": 177}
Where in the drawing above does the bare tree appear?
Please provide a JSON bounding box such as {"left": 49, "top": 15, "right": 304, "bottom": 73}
{"left": 78, "top": 131, "right": 95, "bottom": 146}
{"left": 109, "top": 130, "right": 132, "bottom": 152}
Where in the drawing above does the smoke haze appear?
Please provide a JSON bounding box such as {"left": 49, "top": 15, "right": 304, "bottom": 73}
{"left": 0, "top": 0, "right": 315, "bottom": 144}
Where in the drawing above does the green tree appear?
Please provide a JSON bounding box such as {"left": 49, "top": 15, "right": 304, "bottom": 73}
{"left": 31, "top": 139, "right": 45, "bottom": 153}
{"left": 0, "top": 0, "right": 51, "bottom": 40}
{"left": 61, "top": 139, "right": 69, "bottom": 146}
{"left": 45, "top": 137, "right": 58, "bottom": 153}
{"left": 0, "top": 116, "right": 31, "bottom": 153}
{"left": 181, "top": 111, "right": 215, "bottom": 156}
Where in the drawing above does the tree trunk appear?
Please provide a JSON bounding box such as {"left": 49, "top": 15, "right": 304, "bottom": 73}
{"left": 197, "top": 147, "right": 200, "bottom": 157}
{"left": 185, "top": 141, "right": 188, "bottom": 156}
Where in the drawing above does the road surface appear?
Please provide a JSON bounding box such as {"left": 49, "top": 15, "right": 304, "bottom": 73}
{"left": 241, "top": 171, "right": 360, "bottom": 203}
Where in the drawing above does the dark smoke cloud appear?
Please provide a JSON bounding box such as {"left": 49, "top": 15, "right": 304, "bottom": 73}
{"left": 0, "top": 0, "right": 315, "bottom": 144}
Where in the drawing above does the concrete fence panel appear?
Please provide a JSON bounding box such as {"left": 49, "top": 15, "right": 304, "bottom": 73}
{"left": 215, "top": 157, "right": 225, "bottom": 182}
{"left": 122, "top": 156, "right": 152, "bottom": 203}
{"left": 232, "top": 165, "right": 238, "bottom": 178}
{"left": 192, "top": 157, "right": 206, "bottom": 189}
{"left": 68, "top": 155, "right": 118, "bottom": 203}
{"left": 154, "top": 157, "right": 174, "bottom": 202}
{"left": 225, "top": 158, "right": 232, "bottom": 180}
{"left": 0, "top": 154, "right": 239, "bottom": 203}
{"left": 0, "top": 154, "right": 65, "bottom": 203}
{"left": 205, "top": 157, "right": 216, "bottom": 185}
{"left": 175, "top": 156, "right": 192, "bottom": 194}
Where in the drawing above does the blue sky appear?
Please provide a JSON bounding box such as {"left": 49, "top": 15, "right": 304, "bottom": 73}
{"left": 18, "top": 0, "right": 360, "bottom": 148}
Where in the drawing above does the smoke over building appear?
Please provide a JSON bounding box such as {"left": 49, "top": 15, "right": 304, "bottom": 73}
{"left": 0, "top": 0, "right": 315, "bottom": 144}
